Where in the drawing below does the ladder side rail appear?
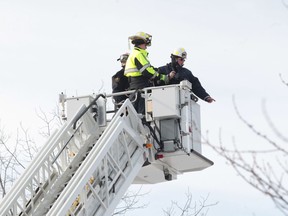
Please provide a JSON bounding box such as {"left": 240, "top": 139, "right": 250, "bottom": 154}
{"left": 49, "top": 119, "right": 146, "bottom": 216}
{"left": 64, "top": 126, "right": 144, "bottom": 216}
{"left": 47, "top": 100, "right": 147, "bottom": 216}
{"left": 51, "top": 111, "right": 99, "bottom": 169}
{"left": 47, "top": 118, "right": 130, "bottom": 215}
{"left": 0, "top": 105, "right": 88, "bottom": 215}
{"left": 84, "top": 103, "right": 148, "bottom": 216}
{"left": 32, "top": 134, "right": 99, "bottom": 215}
{"left": 98, "top": 133, "right": 145, "bottom": 216}
{"left": 0, "top": 130, "right": 61, "bottom": 215}
{"left": 0, "top": 127, "right": 58, "bottom": 208}
{"left": 37, "top": 109, "right": 100, "bottom": 215}
{"left": 31, "top": 110, "right": 100, "bottom": 215}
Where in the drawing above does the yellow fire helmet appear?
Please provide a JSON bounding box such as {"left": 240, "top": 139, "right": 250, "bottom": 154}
{"left": 128, "top": 32, "right": 152, "bottom": 46}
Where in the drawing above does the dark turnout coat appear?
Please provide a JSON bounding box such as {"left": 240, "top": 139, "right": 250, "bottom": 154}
{"left": 112, "top": 68, "right": 129, "bottom": 103}
{"left": 158, "top": 63, "right": 211, "bottom": 101}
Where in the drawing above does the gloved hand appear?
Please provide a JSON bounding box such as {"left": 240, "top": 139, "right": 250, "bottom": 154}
{"left": 204, "top": 96, "right": 216, "bottom": 103}
{"left": 168, "top": 71, "right": 176, "bottom": 79}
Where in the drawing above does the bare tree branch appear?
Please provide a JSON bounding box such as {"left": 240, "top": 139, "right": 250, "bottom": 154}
{"left": 262, "top": 99, "right": 288, "bottom": 143}
{"left": 0, "top": 129, "right": 25, "bottom": 170}
{"left": 36, "top": 107, "right": 56, "bottom": 138}
{"left": 282, "top": 0, "right": 288, "bottom": 10}
{"left": 232, "top": 95, "right": 288, "bottom": 155}
{"left": 113, "top": 186, "right": 149, "bottom": 215}
{"left": 163, "top": 190, "right": 217, "bottom": 216}
{"left": 0, "top": 121, "right": 41, "bottom": 197}
{"left": 205, "top": 95, "right": 288, "bottom": 215}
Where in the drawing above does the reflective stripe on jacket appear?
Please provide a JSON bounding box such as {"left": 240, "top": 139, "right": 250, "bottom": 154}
{"left": 124, "top": 47, "right": 168, "bottom": 84}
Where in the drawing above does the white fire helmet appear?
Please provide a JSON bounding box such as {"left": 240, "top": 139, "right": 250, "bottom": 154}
{"left": 117, "top": 53, "right": 129, "bottom": 63}
{"left": 171, "top": 48, "right": 187, "bottom": 59}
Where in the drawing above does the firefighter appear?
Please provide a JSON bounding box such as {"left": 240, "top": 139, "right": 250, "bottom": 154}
{"left": 112, "top": 53, "right": 130, "bottom": 108}
{"left": 124, "top": 31, "right": 175, "bottom": 114}
{"left": 158, "top": 48, "right": 215, "bottom": 103}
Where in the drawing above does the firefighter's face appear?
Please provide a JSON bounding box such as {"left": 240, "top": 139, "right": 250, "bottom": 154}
{"left": 121, "top": 62, "right": 126, "bottom": 67}
{"left": 138, "top": 43, "right": 147, "bottom": 50}
{"left": 176, "top": 57, "right": 185, "bottom": 66}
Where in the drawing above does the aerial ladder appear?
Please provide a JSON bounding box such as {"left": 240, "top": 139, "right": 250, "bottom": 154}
{"left": 0, "top": 81, "right": 213, "bottom": 216}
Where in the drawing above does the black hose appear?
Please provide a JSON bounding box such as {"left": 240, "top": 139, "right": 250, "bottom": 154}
{"left": 73, "top": 94, "right": 105, "bottom": 129}
{"left": 141, "top": 120, "right": 163, "bottom": 151}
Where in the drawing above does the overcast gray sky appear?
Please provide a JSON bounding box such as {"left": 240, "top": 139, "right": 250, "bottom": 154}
{"left": 1, "top": 0, "right": 288, "bottom": 215}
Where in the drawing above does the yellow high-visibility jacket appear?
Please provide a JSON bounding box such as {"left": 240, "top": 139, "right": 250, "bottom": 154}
{"left": 125, "top": 47, "right": 168, "bottom": 89}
